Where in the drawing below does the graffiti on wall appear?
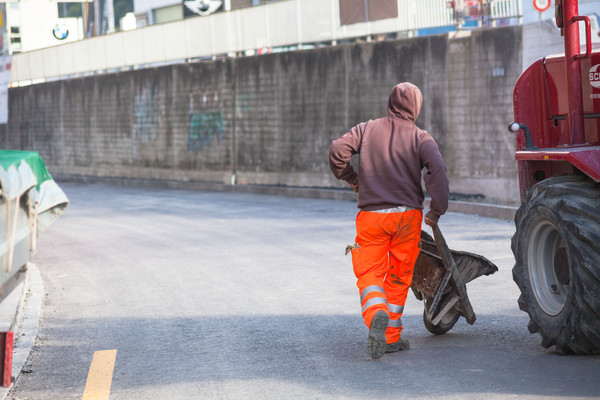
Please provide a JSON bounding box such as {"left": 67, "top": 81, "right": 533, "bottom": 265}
{"left": 188, "top": 91, "right": 225, "bottom": 151}
{"left": 132, "top": 86, "right": 164, "bottom": 158}
{"left": 236, "top": 93, "right": 252, "bottom": 113}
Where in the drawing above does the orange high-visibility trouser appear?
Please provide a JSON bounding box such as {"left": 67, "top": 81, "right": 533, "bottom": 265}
{"left": 351, "top": 209, "right": 422, "bottom": 344}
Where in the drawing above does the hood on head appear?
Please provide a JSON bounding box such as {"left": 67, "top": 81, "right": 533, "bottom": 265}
{"left": 387, "top": 82, "right": 422, "bottom": 122}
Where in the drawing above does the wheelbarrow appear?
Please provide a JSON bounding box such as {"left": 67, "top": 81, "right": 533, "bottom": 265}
{"left": 411, "top": 225, "right": 498, "bottom": 335}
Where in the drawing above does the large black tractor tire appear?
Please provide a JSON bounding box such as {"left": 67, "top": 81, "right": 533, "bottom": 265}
{"left": 512, "top": 175, "right": 600, "bottom": 354}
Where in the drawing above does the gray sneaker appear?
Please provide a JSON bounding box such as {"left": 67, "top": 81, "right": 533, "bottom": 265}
{"left": 368, "top": 311, "right": 389, "bottom": 360}
{"left": 386, "top": 338, "right": 410, "bottom": 353}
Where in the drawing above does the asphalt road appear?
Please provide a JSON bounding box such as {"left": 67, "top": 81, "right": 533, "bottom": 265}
{"left": 7, "top": 183, "right": 600, "bottom": 399}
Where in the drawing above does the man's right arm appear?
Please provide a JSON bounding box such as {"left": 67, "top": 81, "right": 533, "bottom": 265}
{"left": 329, "top": 125, "right": 364, "bottom": 185}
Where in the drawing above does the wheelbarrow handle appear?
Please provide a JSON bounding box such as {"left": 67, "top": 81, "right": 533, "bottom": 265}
{"left": 430, "top": 224, "right": 477, "bottom": 325}
{"left": 431, "top": 225, "right": 452, "bottom": 269}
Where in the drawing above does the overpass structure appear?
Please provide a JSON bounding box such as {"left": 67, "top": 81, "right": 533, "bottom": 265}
{"left": 10, "top": 0, "right": 522, "bottom": 86}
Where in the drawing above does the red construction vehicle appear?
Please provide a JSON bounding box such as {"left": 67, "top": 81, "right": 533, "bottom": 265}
{"left": 509, "top": 0, "right": 600, "bottom": 354}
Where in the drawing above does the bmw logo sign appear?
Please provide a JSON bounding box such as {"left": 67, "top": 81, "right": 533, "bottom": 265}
{"left": 53, "top": 24, "right": 69, "bottom": 40}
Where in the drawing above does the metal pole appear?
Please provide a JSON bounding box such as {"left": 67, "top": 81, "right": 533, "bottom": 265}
{"left": 562, "top": 0, "right": 585, "bottom": 145}
{"left": 231, "top": 58, "right": 237, "bottom": 185}
{"left": 364, "top": 0, "right": 370, "bottom": 40}
{"left": 94, "top": 0, "right": 100, "bottom": 36}
{"left": 106, "top": 0, "right": 115, "bottom": 33}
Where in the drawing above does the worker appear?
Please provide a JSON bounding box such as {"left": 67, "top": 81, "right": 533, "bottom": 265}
{"left": 329, "top": 82, "right": 449, "bottom": 360}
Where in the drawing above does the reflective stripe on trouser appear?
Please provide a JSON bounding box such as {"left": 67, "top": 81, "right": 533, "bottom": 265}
{"left": 351, "top": 208, "right": 422, "bottom": 344}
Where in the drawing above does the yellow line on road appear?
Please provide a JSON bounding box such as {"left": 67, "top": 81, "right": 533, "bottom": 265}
{"left": 82, "top": 349, "right": 117, "bottom": 400}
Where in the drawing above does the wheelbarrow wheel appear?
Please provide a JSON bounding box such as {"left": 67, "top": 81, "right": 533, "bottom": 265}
{"left": 423, "top": 296, "right": 460, "bottom": 335}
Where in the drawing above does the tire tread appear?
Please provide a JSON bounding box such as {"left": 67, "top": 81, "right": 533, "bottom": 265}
{"left": 512, "top": 175, "right": 600, "bottom": 354}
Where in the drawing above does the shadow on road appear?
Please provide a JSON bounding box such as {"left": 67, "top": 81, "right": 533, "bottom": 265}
{"left": 17, "top": 313, "right": 600, "bottom": 399}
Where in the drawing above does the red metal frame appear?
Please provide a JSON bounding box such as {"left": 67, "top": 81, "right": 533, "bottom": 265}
{"left": 512, "top": 0, "right": 600, "bottom": 199}
{"left": 563, "top": 0, "right": 585, "bottom": 145}
{"left": 515, "top": 147, "right": 600, "bottom": 181}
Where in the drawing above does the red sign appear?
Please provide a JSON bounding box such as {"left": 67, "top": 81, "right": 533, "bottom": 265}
{"left": 533, "top": 0, "right": 551, "bottom": 12}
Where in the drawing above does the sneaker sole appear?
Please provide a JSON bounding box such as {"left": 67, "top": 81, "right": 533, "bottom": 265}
{"left": 368, "top": 312, "right": 389, "bottom": 360}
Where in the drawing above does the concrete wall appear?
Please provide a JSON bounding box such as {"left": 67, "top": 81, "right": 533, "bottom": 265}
{"left": 4, "top": 23, "right": 540, "bottom": 204}
{"left": 522, "top": 20, "right": 564, "bottom": 68}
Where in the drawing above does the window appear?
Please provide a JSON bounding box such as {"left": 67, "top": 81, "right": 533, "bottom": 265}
{"left": 153, "top": 4, "right": 182, "bottom": 24}
{"left": 57, "top": 2, "right": 83, "bottom": 18}
{"left": 339, "top": 0, "right": 398, "bottom": 26}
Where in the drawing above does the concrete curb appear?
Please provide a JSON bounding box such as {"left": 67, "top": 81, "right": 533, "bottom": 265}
{"left": 54, "top": 174, "right": 519, "bottom": 221}
{"left": 0, "top": 263, "right": 43, "bottom": 399}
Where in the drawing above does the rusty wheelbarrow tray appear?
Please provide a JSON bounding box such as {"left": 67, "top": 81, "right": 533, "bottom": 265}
{"left": 411, "top": 225, "right": 498, "bottom": 335}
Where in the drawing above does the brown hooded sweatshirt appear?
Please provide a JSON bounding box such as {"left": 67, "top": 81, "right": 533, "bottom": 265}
{"left": 329, "top": 82, "right": 449, "bottom": 217}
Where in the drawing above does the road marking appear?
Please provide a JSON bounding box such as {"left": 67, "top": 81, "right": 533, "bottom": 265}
{"left": 82, "top": 350, "right": 117, "bottom": 400}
